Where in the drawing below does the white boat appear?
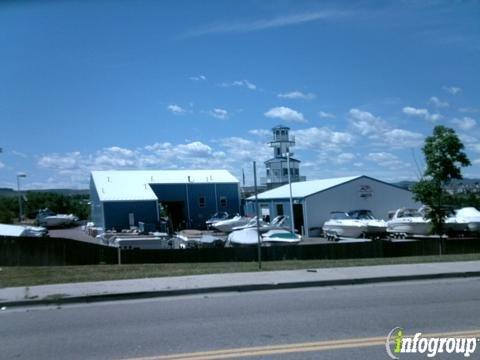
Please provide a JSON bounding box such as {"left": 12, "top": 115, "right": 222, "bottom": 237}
{"left": 37, "top": 209, "right": 79, "bottom": 228}
{"left": 227, "top": 228, "right": 301, "bottom": 246}
{"left": 176, "top": 229, "right": 225, "bottom": 248}
{"left": 0, "top": 223, "right": 48, "bottom": 237}
{"left": 387, "top": 208, "right": 430, "bottom": 236}
{"left": 454, "top": 207, "right": 480, "bottom": 232}
{"left": 212, "top": 215, "right": 251, "bottom": 233}
{"left": 444, "top": 209, "right": 469, "bottom": 234}
{"left": 227, "top": 228, "right": 259, "bottom": 246}
{"left": 347, "top": 210, "right": 387, "bottom": 237}
{"left": 231, "top": 215, "right": 291, "bottom": 232}
{"left": 231, "top": 216, "right": 266, "bottom": 231}
{"left": 114, "top": 233, "right": 183, "bottom": 249}
{"left": 262, "top": 229, "right": 301, "bottom": 245}
{"left": 205, "top": 212, "right": 229, "bottom": 229}
{"left": 322, "top": 212, "right": 367, "bottom": 240}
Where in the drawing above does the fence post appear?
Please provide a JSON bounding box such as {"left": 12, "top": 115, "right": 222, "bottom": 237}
{"left": 117, "top": 247, "right": 122, "bottom": 265}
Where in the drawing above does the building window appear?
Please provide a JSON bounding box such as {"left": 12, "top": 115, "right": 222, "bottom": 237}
{"left": 220, "top": 196, "right": 227, "bottom": 208}
{"left": 283, "top": 168, "right": 288, "bottom": 176}
{"left": 295, "top": 168, "right": 299, "bottom": 175}
{"left": 198, "top": 196, "right": 206, "bottom": 208}
{"left": 266, "top": 168, "right": 270, "bottom": 176}
{"left": 276, "top": 148, "right": 281, "bottom": 156}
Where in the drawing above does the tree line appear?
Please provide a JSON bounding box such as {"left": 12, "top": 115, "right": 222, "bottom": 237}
{"left": 0, "top": 192, "right": 90, "bottom": 224}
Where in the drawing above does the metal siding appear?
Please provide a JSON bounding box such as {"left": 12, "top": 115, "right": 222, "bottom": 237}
{"left": 185, "top": 184, "right": 216, "bottom": 228}
{"left": 215, "top": 183, "right": 241, "bottom": 216}
{"left": 305, "top": 177, "right": 420, "bottom": 233}
{"left": 149, "top": 184, "right": 188, "bottom": 202}
{"left": 103, "top": 201, "right": 158, "bottom": 230}
{"left": 89, "top": 176, "right": 105, "bottom": 228}
{"left": 150, "top": 182, "right": 240, "bottom": 229}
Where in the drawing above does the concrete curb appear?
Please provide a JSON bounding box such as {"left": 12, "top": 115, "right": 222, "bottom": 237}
{"left": 2, "top": 270, "right": 480, "bottom": 308}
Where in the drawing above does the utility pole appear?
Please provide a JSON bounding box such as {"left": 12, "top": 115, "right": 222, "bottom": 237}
{"left": 253, "top": 161, "right": 262, "bottom": 270}
{"left": 16, "top": 173, "right": 27, "bottom": 223}
{"left": 286, "top": 152, "right": 295, "bottom": 233}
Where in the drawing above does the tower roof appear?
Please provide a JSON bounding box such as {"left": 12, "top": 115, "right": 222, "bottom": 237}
{"left": 272, "top": 124, "right": 290, "bottom": 130}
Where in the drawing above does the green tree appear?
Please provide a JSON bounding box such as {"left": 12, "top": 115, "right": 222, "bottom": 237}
{"left": 412, "top": 125, "right": 471, "bottom": 234}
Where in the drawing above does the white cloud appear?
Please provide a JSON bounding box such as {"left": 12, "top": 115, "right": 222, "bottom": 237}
{"left": 348, "top": 108, "right": 424, "bottom": 148}
{"left": 38, "top": 151, "right": 82, "bottom": 170}
{"left": 428, "top": 96, "right": 449, "bottom": 108}
{"left": 382, "top": 129, "right": 424, "bottom": 148}
{"left": 366, "top": 152, "right": 407, "bottom": 169}
{"left": 0, "top": 161, "right": 4, "bottom": 169}
{"left": 277, "top": 91, "right": 315, "bottom": 100}
{"left": 264, "top": 106, "right": 306, "bottom": 123}
{"left": 189, "top": 75, "right": 206, "bottom": 81}
{"left": 349, "top": 108, "right": 387, "bottom": 136}
{"left": 459, "top": 107, "right": 479, "bottom": 113}
{"left": 11, "top": 150, "right": 28, "bottom": 158}
{"left": 451, "top": 117, "right": 477, "bottom": 130}
{"left": 209, "top": 108, "right": 229, "bottom": 120}
{"left": 94, "top": 147, "right": 137, "bottom": 168}
{"left": 443, "top": 86, "right": 462, "bottom": 95}
{"left": 403, "top": 106, "right": 442, "bottom": 122}
{"left": 292, "top": 127, "right": 354, "bottom": 152}
{"left": 249, "top": 129, "right": 271, "bottom": 137}
{"left": 220, "top": 80, "right": 256, "bottom": 90}
{"left": 183, "top": 11, "right": 349, "bottom": 37}
{"left": 318, "top": 111, "right": 335, "bottom": 119}
{"left": 473, "top": 159, "right": 480, "bottom": 165}
{"left": 336, "top": 153, "right": 356, "bottom": 164}
{"left": 469, "top": 144, "right": 480, "bottom": 154}
{"left": 167, "top": 104, "right": 187, "bottom": 115}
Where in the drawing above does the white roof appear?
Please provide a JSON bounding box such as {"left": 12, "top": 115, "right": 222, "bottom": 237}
{"left": 249, "top": 175, "right": 362, "bottom": 200}
{"left": 0, "top": 224, "right": 26, "bottom": 237}
{"left": 91, "top": 170, "right": 238, "bottom": 202}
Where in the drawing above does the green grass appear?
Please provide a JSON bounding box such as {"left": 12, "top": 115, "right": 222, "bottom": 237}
{"left": 1, "top": 253, "right": 480, "bottom": 287}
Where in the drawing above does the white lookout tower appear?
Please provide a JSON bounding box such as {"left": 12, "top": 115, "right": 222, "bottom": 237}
{"left": 262, "top": 125, "right": 305, "bottom": 189}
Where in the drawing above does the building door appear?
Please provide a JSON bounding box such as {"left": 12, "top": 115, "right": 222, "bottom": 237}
{"left": 293, "top": 204, "right": 304, "bottom": 234}
{"left": 162, "top": 201, "right": 186, "bottom": 231}
{"left": 276, "top": 204, "right": 284, "bottom": 216}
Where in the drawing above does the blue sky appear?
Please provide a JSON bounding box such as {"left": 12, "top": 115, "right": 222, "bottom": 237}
{"left": 0, "top": 0, "right": 479, "bottom": 189}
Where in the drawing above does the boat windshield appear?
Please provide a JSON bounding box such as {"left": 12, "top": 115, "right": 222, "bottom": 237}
{"left": 330, "top": 212, "right": 350, "bottom": 220}
{"left": 348, "top": 210, "right": 375, "bottom": 220}
{"left": 210, "top": 212, "right": 228, "bottom": 220}
{"left": 271, "top": 215, "right": 287, "bottom": 225}
{"left": 397, "top": 209, "right": 422, "bottom": 218}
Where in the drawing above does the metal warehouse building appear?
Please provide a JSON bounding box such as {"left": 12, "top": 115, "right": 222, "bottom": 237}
{"left": 246, "top": 175, "right": 419, "bottom": 237}
{"left": 90, "top": 170, "right": 240, "bottom": 231}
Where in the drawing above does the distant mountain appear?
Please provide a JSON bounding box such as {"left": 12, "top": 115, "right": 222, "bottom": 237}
{"left": 0, "top": 188, "right": 16, "bottom": 197}
{"left": 394, "top": 178, "right": 480, "bottom": 191}
{"left": 394, "top": 181, "right": 416, "bottom": 190}
{"left": 0, "top": 188, "right": 89, "bottom": 197}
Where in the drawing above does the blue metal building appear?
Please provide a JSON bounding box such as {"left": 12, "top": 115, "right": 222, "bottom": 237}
{"left": 90, "top": 170, "right": 240, "bottom": 231}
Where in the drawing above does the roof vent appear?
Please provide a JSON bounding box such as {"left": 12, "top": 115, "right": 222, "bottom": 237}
{"left": 107, "top": 176, "right": 110, "bottom": 182}
{"left": 188, "top": 176, "right": 191, "bottom": 182}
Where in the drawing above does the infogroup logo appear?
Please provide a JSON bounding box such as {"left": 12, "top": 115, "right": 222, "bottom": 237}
{"left": 385, "top": 327, "right": 478, "bottom": 359}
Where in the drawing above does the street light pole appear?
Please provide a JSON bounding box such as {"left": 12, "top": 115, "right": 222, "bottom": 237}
{"left": 286, "top": 152, "right": 295, "bottom": 234}
{"left": 253, "top": 161, "right": 262, "bottom": 270}
{"left": 16, "top": 173, "right": 27, "bottom": 223}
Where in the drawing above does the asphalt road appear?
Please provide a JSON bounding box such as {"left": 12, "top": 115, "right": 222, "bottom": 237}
{"left": 1, "top": 278, "right": 480, "bottom": 360}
